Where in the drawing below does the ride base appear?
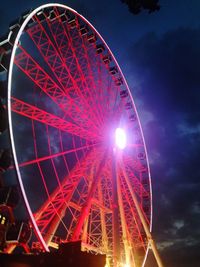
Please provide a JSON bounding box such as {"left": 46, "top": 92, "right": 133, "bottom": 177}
{"left": 0, "top": 240, "right": 106, "bottom": 267}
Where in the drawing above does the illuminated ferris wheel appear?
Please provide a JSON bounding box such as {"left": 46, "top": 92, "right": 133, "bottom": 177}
{"left": 0, "top": 3, "right": 163, "bottom": 267}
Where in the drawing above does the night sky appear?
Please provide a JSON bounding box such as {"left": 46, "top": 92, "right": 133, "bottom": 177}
{"left": 1, "top": 1, "right": 200, "bottom": 267}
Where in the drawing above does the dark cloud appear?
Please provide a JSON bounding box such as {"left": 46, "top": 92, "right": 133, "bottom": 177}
{"left": 130, "top": 28, "right": 200, "bottom": 120}
{"left": 161, "top": 241, "right": 200, "bottom": 267}
{"left": 127, "top": 27, "right": 200, "bottom": 266}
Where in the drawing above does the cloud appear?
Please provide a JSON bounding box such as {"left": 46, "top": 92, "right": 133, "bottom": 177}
{"left": 191, "top": 202, "right": 200, "bottom": 214}
{"left": 126, "top": 27, "right": 200, "bottom": 266}
{"left": 129, "top": 28, "right": 200, "bottom": 122}
{"left": 173, "top": 220, "right": 184, "bottom": 230}
{"left": 177, "top": 122, "right": 200, "bottom": 136}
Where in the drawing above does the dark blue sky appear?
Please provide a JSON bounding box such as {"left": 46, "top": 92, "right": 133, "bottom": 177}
{"left": 1, "top": 1, "right": 200, "bottom": 266}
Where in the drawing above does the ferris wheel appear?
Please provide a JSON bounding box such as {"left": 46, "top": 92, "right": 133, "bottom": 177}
{"left": 0, "top": 3, "right": 163, "bottom": 267}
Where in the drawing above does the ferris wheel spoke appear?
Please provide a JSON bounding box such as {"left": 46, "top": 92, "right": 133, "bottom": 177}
{"left": 70, "top": 156, "right": 113, "bottom": 253}
{"left": 74, "top": 32, "right": 113, "bottom": 125}
{"left": 31, "top": 117, "right": 70, "bottom": 242}
{"left": 107, "top": 81, "right": 120, "bottom": 114}
{"left": 34, "top": 148, "right": 101, "bottom": 242}
{"left": 101, "top": 71, "right": 122, "bottom": 124}
{"left": 122, "top": 155, "right": 150, "bottom": 200}
{"left": 109, "top": 86, "right": 128, "bottom": 125}
{"left": 55, "top": 7, "right": 106, "bottom": 126}
{"left": 66, "top": 19, "right": 106, "bottom": 127}
{"left": 94, "top": 183, "right": 110, "bottom": 254}
{"left": 93, "top": 56, "right": 112, "bottom": 123}
{"left": 73, "top": 22, "right": 107, "bottom": 124}
{"left": 17, "top": 142, "right": 96, "bottom": 168}
{"left": 119, "top": 173, "right": 147, "bottom": 255}
{"left": 119, "top": 161, "right": 150, "bottom": 254}
{"left": 64, "top": 175, "right": 91, "bottom": 241}
{"left": 36, "top": 147, "right": 99, "bottom": 218}
{"left": 27, "top": 17, "right": 101, "bottom": 130}
{"left": 14, "top": 46, "right": 101, "bottom": 136}
{"left": 11, "top": 97, "right": 99, "bottom": 141}
{"left": 116, "top": 170, "right": 137, "bottom": 267}
{"left": 71, "top": 148, "right": 108, "bottom": 241}
{"left": 44, "top": 10, "right": 103, "bottom": 128}
{"left": 94, "top": 52, "right": 124, "bottom": 122}
{"left": 72, "top": 156, "right": 114, "bottom": 252}
{"left": 84, "top": 164, "right": 113, "bottom": 253}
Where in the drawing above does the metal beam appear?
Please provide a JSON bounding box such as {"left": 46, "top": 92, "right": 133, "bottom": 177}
{"left": 11, "top": 96, "right": 97, "bottom": 141}
{"left": 120, "top": 158, "right": 164, "bottom": 267}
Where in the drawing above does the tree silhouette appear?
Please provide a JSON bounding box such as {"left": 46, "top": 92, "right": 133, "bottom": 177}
{"left": 121, "top": 0, "right": 160, "bottom": 14}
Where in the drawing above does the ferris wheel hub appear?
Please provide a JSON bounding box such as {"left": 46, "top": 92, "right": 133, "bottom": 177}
{"left": 115, "top": 128, "right": 127, "bottom": 149}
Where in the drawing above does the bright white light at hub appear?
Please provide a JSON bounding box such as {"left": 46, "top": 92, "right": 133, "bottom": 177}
{"left": 115, "top": 128, "right": 127, "bottom": 149}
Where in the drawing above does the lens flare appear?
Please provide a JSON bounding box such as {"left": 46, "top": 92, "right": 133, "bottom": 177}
{"left": 115, "top": 128, "right": 127, "bottom": 149}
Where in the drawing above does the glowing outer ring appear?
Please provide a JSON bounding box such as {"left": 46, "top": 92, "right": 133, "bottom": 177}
{"left": 8, "top": 3, "right": 152, "bottom": 263}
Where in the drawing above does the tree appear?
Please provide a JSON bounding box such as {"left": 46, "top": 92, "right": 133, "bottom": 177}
{"left": 121, "top": 0, "right": 160, "bottom": 14}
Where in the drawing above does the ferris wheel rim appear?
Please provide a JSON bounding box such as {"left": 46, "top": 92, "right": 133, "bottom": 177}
{"left": 6, "top": 3, "right": 153, "bottom": 265}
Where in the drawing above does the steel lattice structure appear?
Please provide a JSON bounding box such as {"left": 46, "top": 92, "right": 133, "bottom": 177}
{"left": 0, "top": 3, "right": 158, "bottom": 267}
